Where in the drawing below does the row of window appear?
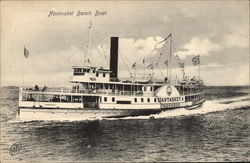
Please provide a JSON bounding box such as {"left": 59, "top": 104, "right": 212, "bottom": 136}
{"left": 144, "top": 87, "right": 153, "bottom": 92}
{"left": 23, "top": 94, "right": 82, "bottom": 103}
{"left": 103, "top": 97, "right": 158, "bottom": 103}
{"left": 185, "top": 94, "right": 204, "bottom": 102}
{"left": 74, "top": 68, "right": 90, "bottom": 73}
{"left": 96, "top": 72, "right": 106, "bottom": 77}
{"left": 176, "top": 86, "right": 204, "bottom": 95}
{"left": 161, "top": 103, "right": 180, "bottom": 109}
{"left": 136, "top": 98, "right": 157, "bottom": 103}
{"left": 74, "top": 72, "right": 85, "bottom": 76}
{"left": 74, "top": 71, "right": 107, "bottom": 78}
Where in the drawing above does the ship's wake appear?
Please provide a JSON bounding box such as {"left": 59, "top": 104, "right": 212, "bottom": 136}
{"left": 112, "top": 95, "right": 250, "bottom": 120}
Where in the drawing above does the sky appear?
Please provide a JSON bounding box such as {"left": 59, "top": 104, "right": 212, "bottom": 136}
{"left": 1, "top": 1, "right": 249, "bottom": 87}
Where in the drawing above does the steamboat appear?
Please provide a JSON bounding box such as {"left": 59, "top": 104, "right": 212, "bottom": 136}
{"left": 18, "top": 25, "right": 205, "bottom": 120}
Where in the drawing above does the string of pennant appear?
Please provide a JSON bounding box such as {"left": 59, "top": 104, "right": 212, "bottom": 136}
{"left": 133, "top": 34, "right": 185, "bottom": 71}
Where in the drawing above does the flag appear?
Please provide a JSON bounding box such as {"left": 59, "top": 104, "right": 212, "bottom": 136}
{"left": 179, "top": 62, "right": 184, "bottom": 68}
{"left": 164, "top": 60, "right": 168, "bottom": 66}
{"left": 132, "top": 62, "right": 136, "bottom": 69}
{"left": 147, "top": 64, "right": 154, "bottom": 69}
{"left": 89, "top": 20, "right": 92, "bottom": 29}
{"left": 24, "top": 46, "right": 29, "bottom": 58}
{"left": 192, "top": 55, "right": 200, "bottom": 65}
{"left": 155, "top": 33, "right": 172, "bottom": 47}
{"left": 143, "top": 58, "right": 145, "bottom": 64}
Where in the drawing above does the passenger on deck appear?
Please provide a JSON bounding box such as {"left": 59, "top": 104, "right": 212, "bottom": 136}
{"left": 164, "top": 77, "right": 169, "bottom": 83}
{"left": 34, "top": 85, "right": 39, "bottom": 91}
{"left": 191, "top": 76, "right": 196, "bottom": 81}
{"left": 76, "top": 85, "right": 79, "bottom": 92}
{"left": 51, "top": 96, "right": 60, "bottom": 102}
{"left": 27, "top": 94, "right": 35, "bottom": 101}
{"left": 42, "top": 85, "right": 47, "bottom": 92}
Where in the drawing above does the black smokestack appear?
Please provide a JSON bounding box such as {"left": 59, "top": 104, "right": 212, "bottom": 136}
{"left": 110, "top": 37, "right": 119, "bottom": 78}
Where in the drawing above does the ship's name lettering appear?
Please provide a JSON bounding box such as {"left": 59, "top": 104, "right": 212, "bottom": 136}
{"left": 158, "top": 97, "right": 183, "bottom": 102}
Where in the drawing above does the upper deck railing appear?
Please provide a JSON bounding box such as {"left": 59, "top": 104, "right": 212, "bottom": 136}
{"left": 21, "top": 85, "right": 204, "bottom": 97}
{"left": 21, "top": 87, "right": 152, "bottom": 96}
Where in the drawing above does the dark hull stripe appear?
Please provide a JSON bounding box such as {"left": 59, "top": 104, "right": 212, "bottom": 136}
{"left": 19, "top": 107, "right": 161, "bottom": 118}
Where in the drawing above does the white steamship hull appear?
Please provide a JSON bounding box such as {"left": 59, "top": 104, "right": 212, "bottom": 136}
{"left": 18, "top": 107, "right": 161, "bottom": 121}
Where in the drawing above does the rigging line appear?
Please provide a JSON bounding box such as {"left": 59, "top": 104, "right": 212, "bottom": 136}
{"left": 100, "top": 45, "right": 110, "bottom": 66}
{"left": 170, "top": 38, "right": 184, "bottom": 75}
{"left": 164, "top": 65, "right": 168, "bottom": 79}
{"left": 120, "top": 53, "right": 132, "bottom": 74}
{"left": 155, "top": 42, "right": 168, "bottom": 67}
{"left": 120, "top": 52, "right": 133, "bottom": 66}
{"left": 45, "top": 48, "right": 81, "bottom": 83}
{"left": 155, "top": 36, "right": 182, "bottom": 79}
{"left": 140, "top": 38, "right": 168, "bottom": 67}
{"left": 119, "top": 51, "right": 131, "bottom": 72}
{"left": 155, "top": 33, "right": 172, "bottom": 47}
{"left": 156, "top": 36, "right": 173, "bottom": 79}
{"left": 92, "top": 30, "right": 110, "bottom": 66}
{"left": 96, "top": 47, "right": 109, "bottom": 68}
{"left": 83, "top": 44, "right": 89, "bottom": 61}
{"left": 100, "top": 46, "right": 109, "bottom": 61}
{"left": 171, "top": 38, "right": 183, "bottom": 69}
{"left": 155, "top": 64, "right": 165, "bottom": 79}
{"left": 148, "top": 45, "right": 163, "bottom": 66}
{"left": 171, "top": 38, "right": 178, "bottom": 54}
{"left": 122, "top": 54, "right": 133, "bottom": 65}
{"left": 83, "top": 44, "right": 89, "bottom": 63}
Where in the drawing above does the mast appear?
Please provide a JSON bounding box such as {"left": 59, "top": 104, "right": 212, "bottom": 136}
{"left": 182, "top": 69, "right": 185, "bottom": 80}
{"left": 198, "top": 56, "right": 200, "bottom": 79}
{"left": 22, "top": 48, "right": 25, "bottom": 87}
{"left": 152, "top": 66, "right": 154, "bottom": 81}
{"left": 86, "top": 20, "right": 92, "bottom": 66}
{"left": 143, "top": 58, "right": 145, "bottom": 80}
{"left": 167, "top": 63, "right": 168, "bottom": 80}
{"left": 169, "top": 36, "right": 172, "bottom": 82}
{"left": 135, "top": 66, "right": 137, "bottom": 82}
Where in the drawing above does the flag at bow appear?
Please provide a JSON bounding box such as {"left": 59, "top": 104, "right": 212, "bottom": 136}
{"left": 192, "top": 55, "right": 200, "bottom": 65}
{"left": 132, "top": 62, "right": 136, "bottom": 69}
{"left": 24, "top": 46, "right": 29, "bottom": 58}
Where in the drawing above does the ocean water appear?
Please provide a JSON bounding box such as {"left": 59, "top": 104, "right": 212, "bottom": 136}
{"left": 0, "top": 86, "right": 249, "bottom": 162}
